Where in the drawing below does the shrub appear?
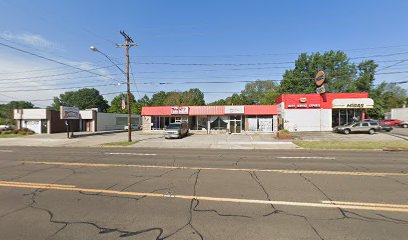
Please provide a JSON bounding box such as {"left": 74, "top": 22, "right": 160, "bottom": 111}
{"left": 15, "top": 128, "right": 35, "bottom": 135}
{"left": 279, "top": 129, "right": 290, "bottom": 135}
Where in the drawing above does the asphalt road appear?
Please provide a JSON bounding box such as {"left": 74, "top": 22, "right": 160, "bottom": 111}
{"left": 0, "top": 147, "right": 408, "bottom": 240}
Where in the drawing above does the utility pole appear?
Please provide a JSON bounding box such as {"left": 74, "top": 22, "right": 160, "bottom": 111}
{"left": 117, "top": 31, "right": 138, "bottom": 143}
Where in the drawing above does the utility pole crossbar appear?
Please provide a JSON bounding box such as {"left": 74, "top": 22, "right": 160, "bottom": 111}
{"left": 117, "top": 31, "right": 138, "bottom": 143}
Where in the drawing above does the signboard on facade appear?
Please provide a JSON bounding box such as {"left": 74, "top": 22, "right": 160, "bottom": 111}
{"left": 316, "top": 83, "right": 328, "bottom": 94}
{"left": 171, "top": 107, "right": 189, "bottom": 115}
{"left": 332, "top": 98, "right": 374, "bottom": 109}
{"left": 60, "top": 106, "right": 80, "bottom": 119}
{"left": 224, "top": 106, "right": 244, "bottom": 114}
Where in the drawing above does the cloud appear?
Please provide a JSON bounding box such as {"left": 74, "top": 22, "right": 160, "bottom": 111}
{"left": 1, "top": 31, "right": 63, "bottom": 51}
{"left": 0, "top": 54, "right": 119, "bottom": 107}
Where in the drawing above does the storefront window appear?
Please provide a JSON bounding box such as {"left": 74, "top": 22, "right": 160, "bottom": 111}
{"left": 210, "top": 116, "right": 228, "bottom": 130}
{"left": 332, "top": 109, "right": 364, "bottom": 127}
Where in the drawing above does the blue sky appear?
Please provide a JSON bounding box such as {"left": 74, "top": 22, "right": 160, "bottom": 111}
{"left": 0, "top": 0, "right": 407, "bottom": 107}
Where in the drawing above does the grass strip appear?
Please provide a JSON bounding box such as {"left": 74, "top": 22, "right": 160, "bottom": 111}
{"left": 293, "top": 141, "right": 408, "bottom": 150}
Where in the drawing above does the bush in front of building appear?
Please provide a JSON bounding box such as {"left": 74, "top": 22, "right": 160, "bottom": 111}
{"left": 277, "top": 129, "right": 292, "bottom": 140}
{"left": 1, "top": 128, "right": 35, "bottom": 136}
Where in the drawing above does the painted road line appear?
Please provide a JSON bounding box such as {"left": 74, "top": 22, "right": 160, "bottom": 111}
{"left": 277, "top": 157, "right": 335, "bottom": 160}
{"left": 22, "top": 161, "right": 408, "bottom": 177}
{"left": 0, "top": 150, "right": 13, "bottom": 153}
{"left": 105, "top": 153, "right": 157, "bottom": 156}
{"left": 1, "top": 180, "right": 408, "bottom": 213}
{"left": 321, "top": 201, "right": 408, "bottom": 209}
{"left": 0, "top": 181, "right": 76, "bottom": 188}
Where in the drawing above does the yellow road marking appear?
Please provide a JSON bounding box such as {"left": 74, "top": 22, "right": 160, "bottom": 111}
{"left": 0, "top": 181, "right": 76, "bottom": 188}
{"left": 321, "top": 201, "right": 408, "bottom": 209}
{"left": 1, "top": 180, "right": 408, "bottom": 213}
{"left": 22, "top": 161, "right": 408, "bottom": 177}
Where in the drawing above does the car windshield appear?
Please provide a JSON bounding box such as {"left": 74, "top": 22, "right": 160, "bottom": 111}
{"left": 167, "top": 124, "right": 181, "bottom": 129}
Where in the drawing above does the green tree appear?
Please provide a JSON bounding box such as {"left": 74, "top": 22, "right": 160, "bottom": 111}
{"left": 368, "top": 82, "right": 407, "bottom": 118}
{"left": 52, "top": 88, "right": 109, "bottom": 112}
{"left": 0, "top": 101, "right": 35, "bottom": 125}
{"left": 108, "top": 93, "right": 138, "bottom": 114}
{"left": 279, "top": 51, "right": 357, "bottom": 94}
{"left": 150, "top": 89, "right": 205, "bottom": 106}
{"left": 150, "top": 91, "right": 167, "bottom": 106}
{"left": 241, "top": 80, "right": 280, "bottom": 104}
{"left": 355, "top": 60, "right": 378, "bottom": 92}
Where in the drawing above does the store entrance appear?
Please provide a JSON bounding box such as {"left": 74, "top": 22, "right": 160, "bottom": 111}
{"left": 332, "top": 109, "right": 363, "bottom": 127}
{"left": 229, "top": 115, "right": 242, "bottom": 133}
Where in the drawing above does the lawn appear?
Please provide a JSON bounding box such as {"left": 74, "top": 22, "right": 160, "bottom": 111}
{"left": 0, "top": 133, "right": 22, "bottom": 138}
{"left": 293, "top": 140, "right": 408, "bottom": 150}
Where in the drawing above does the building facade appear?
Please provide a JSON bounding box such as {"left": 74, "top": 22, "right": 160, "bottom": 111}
{"left": 142, "top": 105, "right": 278, "bottom": 133}
{"left": 141, "top": 92, "right": 374, "bottom": 133}
{"left": 14, "top": 108, "right": 141, "bottom": 134}
{"left": 275, "top": 92, "right": 373, "bottom": 132}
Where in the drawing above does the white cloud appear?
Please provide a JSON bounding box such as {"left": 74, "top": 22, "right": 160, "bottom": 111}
{"left": 1, "top": 31, "right": 63, "bottom": 51}
{"left": 0, "top": 54, "right": 120, "bottom": 107}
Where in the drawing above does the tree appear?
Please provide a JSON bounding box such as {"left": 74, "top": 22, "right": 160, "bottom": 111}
{"left": 0, "top": 101, "right": 35, "bottom": 125}
{"left": 355, "top": 60, "right": 378, "bottom": 92}
{"left": 368, "top": 82, "right": 407, "bottom": 118}
{"left": 279, "top": 51, "right": 358, "bottom": 94}
{"left": 150, "top": 89, "right": 205, "bottom": 106}
{"left": 52, "top": 88, "right": 109, "bottom": 112}
{"left": 108, "top": 93, "right": 138, "bottom": 114}
{"left": 241, "top": 80, "right": 280, "bottom": 104}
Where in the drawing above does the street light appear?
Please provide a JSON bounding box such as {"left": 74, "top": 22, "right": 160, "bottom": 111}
{"left": 90, "top": 45, "right": 132, "bottom": 142}
{"left": 89, "top": 46, "right": 126, "bottom": 75}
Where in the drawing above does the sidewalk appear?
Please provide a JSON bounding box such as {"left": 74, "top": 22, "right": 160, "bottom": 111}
{"left": 0, "top": 131, "right": 298, "bottom": 149}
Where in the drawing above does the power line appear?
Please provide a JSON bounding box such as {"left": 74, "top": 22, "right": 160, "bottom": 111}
{"left": 0, "top": 41, "right": 115, "bottom": 80}
{"left": 0, "top": 82, "right": 124, "bottom": 93}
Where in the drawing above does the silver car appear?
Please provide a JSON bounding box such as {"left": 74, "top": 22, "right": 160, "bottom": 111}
{"left": 164, "top": 122, "right": 189, "bottom": 139}
{"left": 334, "top": 122, "right": 380, "bottom": 135}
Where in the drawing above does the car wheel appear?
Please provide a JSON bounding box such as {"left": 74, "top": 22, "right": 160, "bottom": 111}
{"left": 344, "top": 129, "right": 350, "bottom": 135}
{"left": 368, "top": 129, "right": 375, "bottom": 135}
{"left": 402, "top": 124, "right": 408, "bottom": 128}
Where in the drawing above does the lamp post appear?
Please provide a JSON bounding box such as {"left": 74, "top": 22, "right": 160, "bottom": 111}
{"left": 90, "top": 45, "right": 133, "bottom": 142}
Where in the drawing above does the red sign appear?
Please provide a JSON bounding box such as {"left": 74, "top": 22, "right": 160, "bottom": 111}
{"left": 171, "top": 107, "right": 189, "bottom": 115}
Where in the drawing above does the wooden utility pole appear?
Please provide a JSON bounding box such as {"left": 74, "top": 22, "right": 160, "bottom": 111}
{"left": 117, "top": 31, "right": 138, "bottom": 143}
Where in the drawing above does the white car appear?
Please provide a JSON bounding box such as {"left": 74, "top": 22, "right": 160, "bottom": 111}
{"left": 124, "top": 123, "right": 141, "bottom": 130}
{"left": 0, "top": 125, "right": 12, "bottom": 132}
{"left": 399, "top": 121, "right": 408, "bottom": 128}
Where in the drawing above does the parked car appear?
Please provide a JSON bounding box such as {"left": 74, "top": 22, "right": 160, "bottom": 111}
{"left": 124, "top": 123, "right": 141, "bottom": 130}
{"left": 364, "top": 120, "right": 393, "bottom": 132}
{"left": 398, "top": 121, "right": 408, "bottom": 128}
{"left": 334, "top": 121, "right": 380, "bottom": 135}
{"left": 164, "top": 122, "right": 189, "bottom": 139}
{"left": 380, "top": 119, "right": 402, "bottom": 126}
{"left": 0, "top": 125, "right": 13, "bottom": 132}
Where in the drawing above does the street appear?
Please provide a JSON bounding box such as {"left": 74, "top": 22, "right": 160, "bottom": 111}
{"left": 0, "top": 147, "right": 408, "bottom": 239}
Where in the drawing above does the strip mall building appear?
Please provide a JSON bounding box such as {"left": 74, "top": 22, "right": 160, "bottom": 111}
{"left": 141, "top": 92, "right": 374, "bottom": 133}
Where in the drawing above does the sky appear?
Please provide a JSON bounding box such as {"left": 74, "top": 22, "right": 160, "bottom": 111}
{"left": 0, "top": 0, "right": 407, "bottom": 107}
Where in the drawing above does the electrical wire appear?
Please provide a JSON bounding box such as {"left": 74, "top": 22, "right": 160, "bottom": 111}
{"left": 0, "top": 41, "right": 114, "bottom": 80}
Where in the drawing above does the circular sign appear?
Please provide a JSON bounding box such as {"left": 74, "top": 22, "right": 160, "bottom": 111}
{"left": 315, "top": 71, "right": 326, "bottom": 87}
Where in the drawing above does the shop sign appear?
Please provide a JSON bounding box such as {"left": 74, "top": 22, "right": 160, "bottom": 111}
{"left": 316, "top": 83, "right": 328, "bottom": 94}
{"left": 225, "top": 106, "right": 244, "bottom": 114}
{"left": 309, "top": 104, "right": 321, "bottom": 108}
{"left": 60, "top": 106, "right": 79, "bottom": 119}
{"left": 171, "top": 107, "right": 189, "bottom": 115}
{"left": 332, "top": 98, "right": 374, "bottom": 109}
{"left": 297, "top": 104, "right": 307, "bottom": 108}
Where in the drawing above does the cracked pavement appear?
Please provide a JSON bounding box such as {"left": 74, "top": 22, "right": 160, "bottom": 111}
{"left": 0, "top": 147, "right": 408, "bottom": 239}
